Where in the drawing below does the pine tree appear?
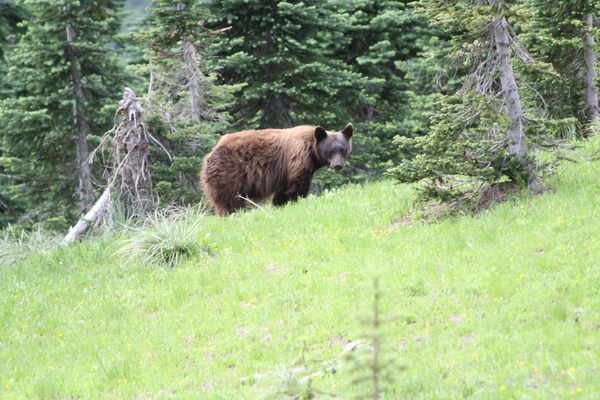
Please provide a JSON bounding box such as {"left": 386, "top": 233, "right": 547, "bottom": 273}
{"left": 0, "top": 1, "right": 28, "bottom": 222}
{"left": 0, "top": 0, "right": 129, "bottom": 227}
{"left": 0, "top": 0, "right": 27, "bottom": 75}
{"left": 209, "top": 0, "right": 363, "bottom": 129}
{"left": 135, "top": 0, "right": 238, "bottom": 123}
{"left": 330, "top": 0, "right": 441, "bottom": 181}
{"left": 521, "top": 0, "right": 600, "bottom": 129}
{"left": 392, "top": 0, "right": 546, "bottom": 206}
{"left": 131, "top": 0, "right": 241, "bottom": 206}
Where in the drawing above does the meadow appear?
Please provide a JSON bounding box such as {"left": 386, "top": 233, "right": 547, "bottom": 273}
{"left": 0, "top": 146, "right": 598, "bottom": 399}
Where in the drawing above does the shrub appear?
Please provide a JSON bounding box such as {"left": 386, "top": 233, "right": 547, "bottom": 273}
{"left": 113, "top": 206, "right": 213, "bottom": 267}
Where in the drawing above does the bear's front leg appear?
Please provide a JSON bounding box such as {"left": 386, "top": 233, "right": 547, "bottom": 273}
{"left": 272, "top": 174, "right": 312, "bottom": 207}
{"left": 272, "top": 192, "right": 289, "bottom": 206}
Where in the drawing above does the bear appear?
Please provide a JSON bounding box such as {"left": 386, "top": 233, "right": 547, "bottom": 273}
{"left": 200, "top": 123, "right": 354, "bottom": 216}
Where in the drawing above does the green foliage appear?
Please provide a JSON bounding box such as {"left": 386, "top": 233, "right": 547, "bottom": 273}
{"left": 518, "top": 0, "right": 600, "bottom": 123}
{"left": 391, "top": 92, "right": 510, "bottom": 202}
{"left": 0, "top": 0, "right": 27, "bottom": 83}
{"left": 134, "top": 0, "right": 240, "bottom": 122}
{"left": 392, "top": 0, "right": 571, "bottom": 204}
{"left": 329, "top": 1, "right": 441, "bottom": 185}
{"left": 0, "top": 0, "right": 130, "bottom": 227}
{"left": 209, "top": 0, "right": 364, "bottom": 129}
{"left": 132, "top": 0, "right": 241, "bottom": 207}
{"left": 146, "top": 115, "right": 225, "bottom": 206}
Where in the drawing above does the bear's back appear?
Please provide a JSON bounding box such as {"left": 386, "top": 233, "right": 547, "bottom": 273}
{"left": 215, "top": 126, "right": 316, "bottom": 168}
{"left": 217, "top": 125, "right": 314, "bottom": 149}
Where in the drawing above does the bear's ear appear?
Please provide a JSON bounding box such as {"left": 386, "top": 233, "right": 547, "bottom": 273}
{"left": 342, "top": 123, "right": 354, "bottom": 139}
{"left": 315, "top": 126, "right": 328, "bottom": 142}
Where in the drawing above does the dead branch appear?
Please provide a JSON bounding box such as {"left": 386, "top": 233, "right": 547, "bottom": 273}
{"left": 62, "top": 187, "right": 111, "bottom": 245}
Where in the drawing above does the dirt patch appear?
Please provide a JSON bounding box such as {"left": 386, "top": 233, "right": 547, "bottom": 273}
{"left": 476, "top": 181, "right": 521, "bottom": 211}
{"left": 388, "top": 217, "right": 414, "bottom": 229}
{"left": 199, "top": 380, "right": 216, "bottom": 391}
{"left": 394, "top": 181, "right": 525, "bottom": 225}
{"left": 241, "top": 301, "right": 256, "bottom": 309}
{"left": 460, "top": 333, "right": 475, "bottom": 345}
{"left": 236, "top": 327, "right": 249, "bottom": 337}
{"left": 450, "top": 314, "right": 464, "bottom": 324}
{"left": 261, "top": 326, "right": 272, "bottom": 341}
{"left": 265, "top": 263, "right": 278, "bottom": 273}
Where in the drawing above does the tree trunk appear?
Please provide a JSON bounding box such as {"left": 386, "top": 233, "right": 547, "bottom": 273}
{"left": 489, "top": 2, "right": 543, "bottom": 192}
{"left": 177, "top": 0, "right": 205, "bottom": 122}
{"left": 583, "top": 13, "right": 599, "bottom": 125}
{"left": 183, "top": 34, "right": 204, "bottom": 121}
{"left": 490, "top": 13, "right": 527, "bottom": 158}
{"left": 62, "top": 88, "right": 155, "bottom": 244}
{"left": 65, "top": 6, "right": 94, "bottom": 213}
{"left": 62, "top": 187, "right": 110, "bottom": 245}
{"left": 263, "top": 96, "right": 293, "bottom": 128}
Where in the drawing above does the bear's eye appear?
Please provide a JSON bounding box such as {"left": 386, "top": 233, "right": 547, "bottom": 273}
{"left": 328, "top": 145, "right": 344, "bottom": 155}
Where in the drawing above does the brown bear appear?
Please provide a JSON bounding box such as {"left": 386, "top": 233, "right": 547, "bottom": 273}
{"left": 200, "top": 123, "right": 354, "bottom": 216}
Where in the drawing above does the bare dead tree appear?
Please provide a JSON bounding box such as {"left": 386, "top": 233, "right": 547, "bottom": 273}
{"left": 63, "top": 88, "right": 156, "bottom": 244}
{"left": 488, "top": 1, "right": 544, "bottom": 192}
{"left": 111, "top": 88, "right": 155, "bottom": 214}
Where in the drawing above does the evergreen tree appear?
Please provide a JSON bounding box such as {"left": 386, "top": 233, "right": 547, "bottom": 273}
{"left": 392, "top": 0, "right": 546, "bottom": 205}
{"left": 0, "top": 0, "right": 27, "bottom": 72}
{"left": 136, "top": 0, "right": 237, "bottom": 123}
{"left": 331, "top": 0, "right": 441, "bottom": 180}
{"left": 0, "top": 1, "right": 28, "bottom": 222}
{"left": 0, "top": 0, "right": 129, "bottom": 227}
{"left": 133, "top": 0, "right": 240, "bottom": 206}
{"left": 521, "top": 0, "right": 600, "bottom": 130}
{"left": 209, "top": 0, "right": 364, "bottom": 129}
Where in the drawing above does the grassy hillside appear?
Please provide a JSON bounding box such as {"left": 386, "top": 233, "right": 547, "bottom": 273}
{"left": 1, "top": 144, "right": 599, "bottom": 398}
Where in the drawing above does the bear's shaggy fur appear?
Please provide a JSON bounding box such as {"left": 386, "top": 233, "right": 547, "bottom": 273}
{"left": 200, "top": 124, "right": 354, "bottom": 216}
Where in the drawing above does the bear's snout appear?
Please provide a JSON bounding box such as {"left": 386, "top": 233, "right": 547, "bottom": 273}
{"left": 330, "top": 154, "right": 345, "bottom": 171}
{"left": 332, "top": 162, "right": 344, "bottom": 171}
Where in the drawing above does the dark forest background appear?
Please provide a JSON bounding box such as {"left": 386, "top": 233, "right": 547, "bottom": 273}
{"left": 0, "top": 0, "right": 598, "bottom": 229}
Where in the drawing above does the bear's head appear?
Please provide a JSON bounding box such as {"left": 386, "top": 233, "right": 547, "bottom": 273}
{"left": 315, "top": 123, "right": 353, "bottom": 171}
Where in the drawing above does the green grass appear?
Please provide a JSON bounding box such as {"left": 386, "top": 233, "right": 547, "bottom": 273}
{"left": 0, "top": 148, "right": 599, "bottom": 398}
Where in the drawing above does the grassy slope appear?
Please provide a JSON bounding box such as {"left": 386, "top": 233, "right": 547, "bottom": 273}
{"left": 1, "top": 152, "right": 598, "bottom": 399}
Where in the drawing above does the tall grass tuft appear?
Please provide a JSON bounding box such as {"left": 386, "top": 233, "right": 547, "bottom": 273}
{"left": 113, "top": 205, "right": 213, "bottom": 267}
{"left": 0, "top": 225, "right": 61, "bottom": 266}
